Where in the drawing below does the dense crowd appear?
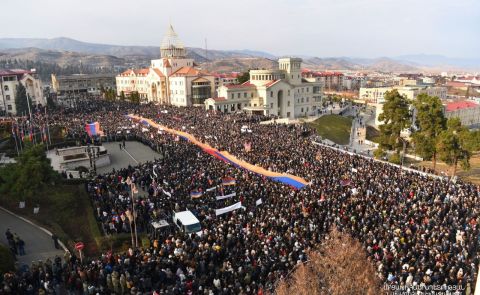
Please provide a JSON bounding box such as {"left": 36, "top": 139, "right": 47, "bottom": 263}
{"left": 2, "top": 98, "right": 479, "bottom": 294}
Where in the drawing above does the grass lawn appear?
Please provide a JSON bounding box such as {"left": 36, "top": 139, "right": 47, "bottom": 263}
{"left": 366, "top": 125, "right": 380, "bottom": 143}
{"left": 309, "top": 115, "right": 353, "bottom": 145}
{"left": 2, "top": 181, "right": 102, "bottom": 257}
{"left": 407, "top": 152, "right": 480, "bottom": 185}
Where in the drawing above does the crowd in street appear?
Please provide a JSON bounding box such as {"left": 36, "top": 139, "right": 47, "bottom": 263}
{"left": 2, "top": 99, "right": 480, "bottom": 294}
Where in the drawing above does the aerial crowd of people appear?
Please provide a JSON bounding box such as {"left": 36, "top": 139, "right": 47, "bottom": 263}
{"left": 2, "top": 97, "right": 480, "bottom": 294}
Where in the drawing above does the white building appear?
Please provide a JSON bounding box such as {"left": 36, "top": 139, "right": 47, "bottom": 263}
{"left": 116, "top": 25, "right": 215, "bottom": 106}
{"left": 359, "top": 85, "right": 448, "bottom": 126}
{"left": 205, "top": 58, "right": 323, "bottom": 118}
{"left": 0, "top": 69, "right": 45, "bottom": 115}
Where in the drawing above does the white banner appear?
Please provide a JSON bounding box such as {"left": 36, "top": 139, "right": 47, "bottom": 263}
{"left": 162, "top": 189, "right": 172, "bottom": 197}
{"left": 256, "top": 198, "right": 263, "bottom": 206}
{"left": 215, "top": 202, "right": 242, "bottom": 216}
{"left": 153, "top": 165, "right": 158, "bottom": 177}
{"left": 206, "top": 186, "right": 217, "bottom": 192}
{"left": 215, "top": 192, "right": 236, "bottom": 201}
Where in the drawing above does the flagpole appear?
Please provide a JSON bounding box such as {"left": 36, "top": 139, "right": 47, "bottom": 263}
{"left": 45, "top": 106, "right": 52, "bottom": 145}
{"left": 12, "top": 122, "right": 20, "bottom": 157}
{"left": 131, "top": 183, "right": 139, "bottom": 248}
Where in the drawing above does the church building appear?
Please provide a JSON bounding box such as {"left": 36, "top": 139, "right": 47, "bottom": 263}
{"left": 116, "top": 25, "right": 215, "bottom": 106}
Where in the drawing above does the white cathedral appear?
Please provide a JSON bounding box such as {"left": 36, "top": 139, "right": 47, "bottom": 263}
{"left": 116, "top": 25, "right": 215, "bottom": 106}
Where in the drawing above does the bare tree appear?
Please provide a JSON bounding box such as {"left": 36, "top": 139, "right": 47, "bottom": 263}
{"left": 275, "top": 227, "right": 383, "bottom": 295}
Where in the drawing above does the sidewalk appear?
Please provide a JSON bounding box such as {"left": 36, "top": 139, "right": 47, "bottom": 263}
{"left": 0, "top": 207, "right": 65, "bottom": 266}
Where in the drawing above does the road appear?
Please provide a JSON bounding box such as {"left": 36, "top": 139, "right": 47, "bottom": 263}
{"left": 0, "top": 207, "right": 65, "bottom": 265}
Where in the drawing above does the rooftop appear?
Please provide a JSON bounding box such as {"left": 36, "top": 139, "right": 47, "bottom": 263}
{"left": 445, "top": 100, "right": 479, "bottom": 112}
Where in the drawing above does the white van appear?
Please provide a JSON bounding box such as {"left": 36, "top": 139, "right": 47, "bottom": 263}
{"left": 172, "top": 210, "right": 202, "bottom": 235}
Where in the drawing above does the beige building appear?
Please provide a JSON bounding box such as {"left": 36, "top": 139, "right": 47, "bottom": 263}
{"left": 51, "top": 73, "right": 116, "bottom": 95}
{"left": 116, "top": 25, "right": 215, "bottom": 106}
{"left": 205, "top": 58, "right": 323, "bottom": 118}
{"left": 0, "top": 69, "right": 45, "bottom": 115}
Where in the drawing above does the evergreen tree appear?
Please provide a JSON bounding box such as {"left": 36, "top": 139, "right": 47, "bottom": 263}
{"left": 412, "top": 94, "right": 446, "bottom": 170}
{"left": 436, "top": 118, "right": 472, "bottom": 176}
{"left": 14, "top": 83, "right": 32, "bottom": 116}
{"left": 237, "top": 71, "right": 250, "bottom": 84}
{"left": 377, "top": 90, "right": 411, "bottom": 153}
{"left": 0, "top": 144, "right": 58, "bottom": 202}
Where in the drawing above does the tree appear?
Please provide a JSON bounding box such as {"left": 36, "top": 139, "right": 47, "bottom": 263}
{"left": 377, "top": 90, "right": 411, "bottom": 153}
{"left": 436, "top": 118, "right": 472, "bottom": 176}
{"left": 411, "top": 94, "right": 446, "bottom": 170}
{"left": 237, "top": 71, "right": 250, "bottom": 84}
{"left": 0, "top": 144, "right": 58, "bottom": 202}
{"left": 120, "top": 91, "right": 126, "bottom": 101}
{"left": 276, "top": 228, "right": 382, "bottom": 295}
{"left": 14, "top": 83, "right": 32, "bottom": 116}
{"left": 130, "top": 91, "right": 141, "bottom": 104}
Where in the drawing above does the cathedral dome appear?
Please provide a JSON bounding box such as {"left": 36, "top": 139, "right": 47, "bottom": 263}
{"left": 160, "top": 24, "right": 186, "bottom": 58}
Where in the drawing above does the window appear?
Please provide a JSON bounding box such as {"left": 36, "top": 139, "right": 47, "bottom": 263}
{"left": 301, "top": 98, "right": 304, "bottom": 103}
{"left": 5, "top": 95, "right": 10, "bottom": 101}
{"left": 270, "top": 103, "right": 273, "bottom": 108}
{"left": 287, "top": 112, "right": 291, "bottom": 117}
{"left": 231, "top": 93, "right": 234, "bottom": 99}
{"left": 307, "top": 88, "right": 309, "bottom": 92}
{"left": 270, "top": 91, "right": 273, "bottom": 97}
{"left": 250, "top": 93, "right": 253, "bottom": 98}
{"left": 301, "top": 108, "right": 304, "bottom": 112}
{"left": 244, "top": 92, "right": 247, "bottom": 98}
{"left": 302, "top": 88, "right": 304, "bottom": 93}
{"left": 287, "top": 101, "right": 290, "bottom": 107}
{"left": 237, "top": 93, "right": 240, "bottom": 98}
{"left": 307, "top": 97, "right": 309, "bottom": 102}
{"left": 4, "top": 85, "right": 9, "bottom": 91}
{"left": 7, "top": 105, "right": 12, "bottom": 110}
{"left": 307, "top": 107, "right": 309, "bottom": 112}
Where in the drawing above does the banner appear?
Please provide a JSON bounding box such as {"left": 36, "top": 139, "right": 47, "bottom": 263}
{"left": 162, "top": 189, "right": 172, "bottom": 197}
{"left": 206, "top": 186, "right": 217, "bottom": 192}
{"left": 215, "top": 192, "right": 236, "bottom": 201}
{"left": 215, "top": 202, "right": 242, "bottom": 216}
{"left": 255, "top": 198, "right": 262, "bottom": 206}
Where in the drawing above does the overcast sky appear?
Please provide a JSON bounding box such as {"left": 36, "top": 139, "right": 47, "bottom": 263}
{"left": 2, "top": 0, "right": 479, "bottom": 58}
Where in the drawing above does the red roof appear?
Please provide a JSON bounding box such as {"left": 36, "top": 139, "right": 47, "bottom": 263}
{"left": 171, "top": 66, "right": 210, "bottom": 77}
{"left": 264, "top": 79, "right": 279, "bottom": 87}
{"left": 446, "top": 81, "right": 467, "bottom": 87}
{"left": 213, "top": 97, "right": 226, "bottom": 102}
{"left": 0, "top": 69, "right": 32, "bottom": 77}
{"left": 152, "top": 68, "right": 165, "bottom": 78}
{"left": 225, "top": 81, "right": 255, "bottom": 89}
{"left": 446, "top": 101, "right": 479, "bottom": 112}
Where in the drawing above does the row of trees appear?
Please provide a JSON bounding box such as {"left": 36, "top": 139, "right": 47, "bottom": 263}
{"left": 376, "top": 90, "right": 479, "bottom": 175}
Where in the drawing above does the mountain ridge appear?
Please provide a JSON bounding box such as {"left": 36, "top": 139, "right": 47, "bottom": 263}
{"left": 0, "top": 37, "right": 478, "bottom": 72}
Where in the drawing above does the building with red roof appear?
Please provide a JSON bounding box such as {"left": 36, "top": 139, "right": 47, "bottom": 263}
{"left": 444, "top": 100, "right": 480, "bottom": 127}
{"left": 205, "top": 58, "right": 323, "bottom": 118}
{"left": 116, "top": 24, "right": 214, "bottom": 106}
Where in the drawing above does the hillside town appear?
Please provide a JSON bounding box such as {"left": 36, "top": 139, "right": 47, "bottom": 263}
{"left": 1, "top": 1, "right": 480, "bottom": 294}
